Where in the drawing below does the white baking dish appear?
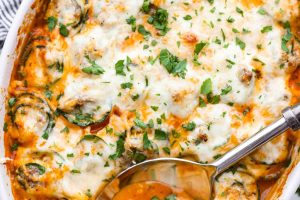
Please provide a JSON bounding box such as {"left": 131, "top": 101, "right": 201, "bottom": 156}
{"left": 0, "top": 0, "right": 299, "bottom": 199}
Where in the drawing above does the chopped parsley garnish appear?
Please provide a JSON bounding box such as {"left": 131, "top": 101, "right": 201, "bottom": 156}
{"left": 109, "top": 134, "right": 125, "bottom": 160}
{"left": 67, "top": 153, "right": 74, "bottom": 158}
{"left": 232, "top": 28, "right": 239, "bottom": 33}
{"left": 126, "top": 16, "right": 137, "bottom": 31}
{"left": 134, "top": 118, "right": 148, "bottom": 129}
{"left": 42, "top": 131, "right": 50, "bottom": 140}
{"left": 86, "top": 189, "right": 92, "bottom": 198}
{"left": 60, "top": 126, "right": 70, "bottom": 134}
{"left": 183, "top": 15, "right": 192, "bottom": 20}
{"left": 182, "top": 121, "right": 196, "bottom": 131}
{"left": 194, "top": 42, "right": 207, "bottom": 55}
{"left": 141, "top": 0, "right": 151, "bottom": 13}
{"left": 159, "top": 49, "right": 187, "bottom": 78}
{"left": 281, "top": 22, "right": 292, "bottom": 53}
{"left": 207, "top": 0, "right": 214, "bottom": 5}
{"left": 257, "top": 7, "right": 267, "bottom": 15}
{"left": 172, "top": 130, "right": 181, "bottom": 138}
{"left": 10, "top": 143, "right": 19, "bottom": 151}
{"left": 199, "top": 97, "right": 206, "bottom": 107}
{"left": 143, "top": 132, "right": 153, "bottom": 150}
{"left": 162, "top": 147, "right": 171, "bottom": 155}
{"left": 213, "top": 154, "right": 223, "bottom": 160}
{"left": 207, "top": 93, "right": 220, "bottom": 104}
{"left": 227, "top": 16, "right": 235, "bottom": 23}
{"left": 133, "top": 152, "right": 147, "bottom": 163}
{"left": 47, "top": 16, "right": 57, "bottom": 32}
{"left": 261, "top": 26, "right": 272, "bottom": 33}
{"left": 121, "top": 82, "right": 133, "bottom": 89}
{"left": 151, "top": 196, "right": 160, "bottom": 200}
{"left": 147, "top": 8, "right": 170, "bottom": 36}
{"left": 138, "top": 25, "right": 151, "bottom": 37}
{"left": 8, "top": 97, "right": 16, "bottom": 107}
{"left": 154, "top": 129, "right": 168, "bottom": 140}
{"left": 221, "top": 85, "right": 232, "bottom": 95}
{"left": 82, "top": 56, "right": 105, "bottom": 75}
{"left": 200, "top": 78, "right": 212, "bottom": 95}
{"left": 236, "top": 7, "right": 244, "bottom": 17}
{"left": 131, "top": 94, "right": 140, "bottom": 101}
{"left": 200, "top": 78, "right": 221, "bottom": 105}
{"left": 115, "top": 60, "right": 126, "bottom": 76}
{"left": 151, "top": 106, "right": 159, "bottom": 111}
{"left": 235, "top": 37, "right": 246, "bottom": 50}
{"left": 71, "top": 169, "right": 81, "bottom": 174}
{"left": 59, "top": 24, "right": 69, "bottom": 37}
{"left": 253, "top": 58, "right": 265, "bottom": 65}
{"left": 44, "top": 90, "right": 52, "bottom": 100}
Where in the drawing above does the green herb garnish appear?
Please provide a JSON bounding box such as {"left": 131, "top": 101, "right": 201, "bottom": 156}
{"left": 159, "top": 49, "right": 187, "bottom": 78}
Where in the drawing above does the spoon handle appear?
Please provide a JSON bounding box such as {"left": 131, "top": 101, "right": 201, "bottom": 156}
{"left": 212, "top": 103, "right": 300, "bottom": 175}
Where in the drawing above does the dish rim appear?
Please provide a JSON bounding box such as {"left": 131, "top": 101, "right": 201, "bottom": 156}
{"left": 0, "top": 0, "right": 299, "bottom": 199}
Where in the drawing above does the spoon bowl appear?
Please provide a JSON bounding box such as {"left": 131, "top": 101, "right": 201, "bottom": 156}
{"left": 97, "top": 158, "right": 216, "bottom": 200}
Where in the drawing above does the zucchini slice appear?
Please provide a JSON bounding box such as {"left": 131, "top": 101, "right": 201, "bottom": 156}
{"left": 16, "top": 162, "right": 46, "bottom": 189}
{"left": 58, "top": 108, "right": 110, "bottom": 127}
{"left": 241, "top": 157, "right": 285, "bottom": 181}
{"left": 250, "top": 134, "right": 289, "bottom": 165}
{"left": 9, "top": 93, "right": 55, "bottom": 141}
{"left": 57, "top": 97, "right": 111, "bottom": 127}
{"left": 214, "top": 171, "right": 259, "bottom": 200}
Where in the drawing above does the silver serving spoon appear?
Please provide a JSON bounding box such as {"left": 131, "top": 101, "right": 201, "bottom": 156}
{"left": 97, "top": 104, "right": 300, "bottom": 200}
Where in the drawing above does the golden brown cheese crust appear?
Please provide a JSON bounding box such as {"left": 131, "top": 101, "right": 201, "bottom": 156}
{"left": 3, "top": 0, "right": 300, "bottom": 199}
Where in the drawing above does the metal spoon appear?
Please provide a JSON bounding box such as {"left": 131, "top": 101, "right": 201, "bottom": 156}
{"left": 97, "top": 104, "right": 300, "bottom": 200}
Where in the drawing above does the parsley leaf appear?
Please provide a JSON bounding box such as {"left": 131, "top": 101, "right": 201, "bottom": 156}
{"left": 82, "top": 56, "right": 105, "bottom": 75}
{"left": 221, "top": 85, "right": 232, "bottom": 95}
{"left": 138, "top": 25, "right": 151, "bottom": 37}
{"left": 236, "top": 7, "right": 244, "bottom": 17}
{"left": 194, "top": 42, "right": 207, "bottom": 55}
{"left": 126, "top": 16, "right": 137, "bottom": 31}
{"left": 162, "top": 147, "right": 170, "bottom": 155}
{"left": 59, "top": 24, "right": 69, "bottom": 37}
{"left": 115, "top": 60, "right": 126, "bottom": 76}
{"left": 8, "top": 97, "right": 16, "bottom": 107}
{"left": 257, "top": 8, "right": 267, "bottom": 15}
{"left": 134, "top": 118, "right": 148, "bottom": 129}
{"left": 154, "top": 129, "right": 168, "bottom": 140}
{"left": 281, "top": 22, "right": 292, "bottom": 53}
{"left": 182, "top": 121, "right": 196, "bottom": 131}
{"left": 207, "top": 93, "right": 220, "bottom": 104}
{"left": 159, "top": 49, "right": 187, "bottom": 78}
{"left": 141, "top": 0, "right": 151, "bottom": 13}
{"left": 109, "top": 134, "right": 125, "bottom": 160}
{"left": 143, "top": 132, "right": 153, "bottom": 150}
{"left": 207, "top": 0, "right": 214, "bottom": 5}
{"left": 261, "top": 26, "right": 272, "bottom": 33}
{"left": 47, "top": 16, "right": 57, "bottom": 32}
{"left": 200, "top": 78, "right": 212, "bottom": 95}
{"left": 183, "top": 15, "right": 192, "bottom": 20}
{"left": 235, "top": 37, "right": 246, "bottom": 50}
{"left": 147, "top": 8, "right": 170, "bottom": 36}
{"left": 121, "top": 82, "right": 133, "bottom": 89}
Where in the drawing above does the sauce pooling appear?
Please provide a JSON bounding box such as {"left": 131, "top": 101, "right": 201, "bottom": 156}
{"left": 113, "top": 181, "right": 193, "bottom": 200}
